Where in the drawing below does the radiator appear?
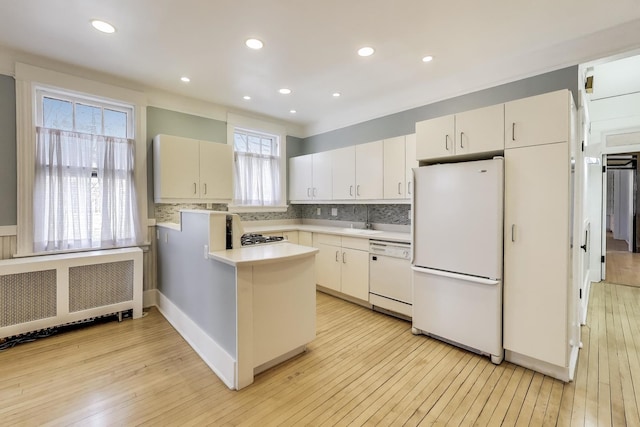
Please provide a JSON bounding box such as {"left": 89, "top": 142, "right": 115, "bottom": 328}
{"left": 0, "top": 247, "right": 143, "bottom": 339}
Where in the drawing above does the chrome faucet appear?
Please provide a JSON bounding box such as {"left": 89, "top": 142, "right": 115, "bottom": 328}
{"left": 365, "top": 205, "right": 372, "bottom": 230}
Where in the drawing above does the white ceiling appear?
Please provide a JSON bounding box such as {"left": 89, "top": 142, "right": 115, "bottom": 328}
{"left": 1, "top": 0, "right": 640, "bottom": 138}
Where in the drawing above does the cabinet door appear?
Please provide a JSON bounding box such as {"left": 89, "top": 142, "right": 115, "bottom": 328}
{"left": 405, "top": 133, "right": 418, "bottom": 198}
{"left": 341, "top": 248, "right": 369, "bottom": 301}
{"left": 356, "top": 140, "right": 383, "bottom": 199}
{"left": 383, "top": 136, "right": 406, "bottom": 199}
{"left": 289, "top": 155, "right": 313, "bottom": 200}
{"left": 312, "top": 151, "right": 333, "bottom": 200}
{"left": 315, "top": 243, "right": 341, "bottom": 291}
{"left": 455, "top": 104, "right": 505, "bottom": 155}
{"left": 299, "top": 231, "right": 313, "bottom": 247}
{"left": 332, "top": 146, "right": 356, "bottom": 200}
{"left": 505, "top": 90, "right": 570, "bottom": 149}
{"left": 199, "top": 141, "right": 233, "bottom": 200}
{"left": 415, "top": 115, "right": 455, "bottom": 160}
{"left": 503, "top": 142, "right": 569, "bottom": 367}
{"left": 154, "top": 135, "right": 200, "bottom": 200}
{"left": 283, "top": 231, "right": 299, "bottom": 244}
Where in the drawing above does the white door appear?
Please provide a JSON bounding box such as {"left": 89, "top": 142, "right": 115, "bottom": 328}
{"left": 413, "top": 158, "right": 504, "bottom": 279}
{"left": 312, "top": 151, "right": 333, "bottom": 200}
{"left": 332, "top": 146, "right": 356, "bottom": 200}
{"left": 383, "top": 136, "right": 406, "bottom": 199}
{"left": 356, "top": 141, "right": 384, "bottom": 199}
{"left": 289, "top": 155, "right": 313, "bottom": 200}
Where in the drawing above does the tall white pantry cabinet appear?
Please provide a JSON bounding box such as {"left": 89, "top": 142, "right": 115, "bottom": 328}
{"left": 503, "top": 90, "right": 580, "bottom": 381}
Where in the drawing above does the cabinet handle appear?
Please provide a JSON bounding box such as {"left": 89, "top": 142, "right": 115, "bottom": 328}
{"left": 203, "top": 183, "right": 207, "bottom": 195}
{"left": 193, "top": 183, "right": 197, "bottom": 194}
{"left": 350, "top": 185, "right": 353, "bottom": 196}
{"left": 460, "top": 132, "right": 464, "bottom": 149}
{"left": 313, "top": 187, "right": 317, "bottom": 197}
{"left": 445, "top": 134, "right": 450, "bottom": 151}
{"left": 398, "top": 182, "right": 402, "bottom": 195}
{"left": 511, "top": 224, "right": 516, "bottom": 242}
{"left": 307, "top": 188, "right": 311, "bottom": 198}
{"left": 407, "top": 181, "right": 412, "bottom": 195}
{"left": 512, "top": 123, "right": 516, "bottom": 141}
{"left": 335, "top": 250, "right": 339, "bottom": 262}
{"left": 342, "top": 252, "right": 346, "bottom": 264}
{"left": 357, "top": 185, "right": 361, "bottom": 197}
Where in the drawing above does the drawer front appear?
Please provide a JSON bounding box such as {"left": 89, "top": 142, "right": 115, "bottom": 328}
{"left": 341, "top": 236, "right": 369, "bottom": 251}
{"left": 315, "top": 233, "right": 342, "bottom": 246}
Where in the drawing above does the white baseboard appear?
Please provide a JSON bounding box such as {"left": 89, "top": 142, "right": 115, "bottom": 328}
{"left": 156, "top": 291, "right": 236, "bottom": 389}
{"left": 143, "top": 289, "right": 158, "bottom": 308}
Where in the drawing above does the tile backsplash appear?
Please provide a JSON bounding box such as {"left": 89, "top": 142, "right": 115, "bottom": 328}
{"left": 154, "top": 203, "right": 411, "bottom": 225}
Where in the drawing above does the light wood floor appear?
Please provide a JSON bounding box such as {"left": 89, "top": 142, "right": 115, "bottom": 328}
{"left": 606, "top": 231, "right": 640, "bottom": 287}
{"left": 1, "top": 283, "right": 639, "bottom": 426}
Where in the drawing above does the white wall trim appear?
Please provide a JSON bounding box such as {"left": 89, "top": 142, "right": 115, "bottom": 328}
{"left": 156, "top": 291, "right": 236, "bottom": 390}
{"left": 0, "top": 226, "right": 16, "bottom": 237}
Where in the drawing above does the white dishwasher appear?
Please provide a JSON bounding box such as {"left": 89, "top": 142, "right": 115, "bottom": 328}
{"left": 369, "top": 240, "right": 412, "bottom": 318}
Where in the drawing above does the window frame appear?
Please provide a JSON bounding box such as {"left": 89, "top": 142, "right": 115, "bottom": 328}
{"left": 15, "top": 62, "right": 148, "bottom": 257}
{"left": 226, "top": 113, "right": 288, "bottom": 213}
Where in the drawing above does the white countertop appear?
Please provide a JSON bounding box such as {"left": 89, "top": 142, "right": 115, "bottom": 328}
{"left": 209, "top": 242, "right": 319, "bottom": 267}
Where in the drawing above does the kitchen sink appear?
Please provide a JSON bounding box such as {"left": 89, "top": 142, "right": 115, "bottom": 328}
{"left": 341, "top": 228, "right": 383, "bottom": 235}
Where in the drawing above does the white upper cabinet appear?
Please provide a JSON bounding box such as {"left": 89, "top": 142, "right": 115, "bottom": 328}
{"left": 154, "top": 134, "right": 232, "bottom": 203}
{"left": 355, "top": 140, "right": 384, "bottom": 200}
{"left": 288, "top": 151, "right": 333, "bottom": 201}
{"left": 505, "top": 90, "right": 571, "bottom": 149}
{"left": 416, "top": 115, "right": 455, "bottom": 160}
{"left": 416, "top": 104, "right": 505, "bottom": 161}
{"left": 332, "top": 146, "right": 356, "bottom": 200}
{"left": 455, "top": 104, "right": 505, "bottom": 155}
{"left": 289, "top": 155, "right": 313, "bottom": 200}
{"left": 405, "top": 133, "right": 418, "bottom": 198}
{"left": 384, "top": 136, "right": 406, "bottom": 199}
{"left": 312, "top": 151, "right": 333, "bottom": 200}
{"left": 199, "top": 141, "right": 233, "bottom": 200}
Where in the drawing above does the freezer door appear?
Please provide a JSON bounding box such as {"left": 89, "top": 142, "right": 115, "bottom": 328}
{"left": 413, "top": 158, "right": 503, "bottom": 279}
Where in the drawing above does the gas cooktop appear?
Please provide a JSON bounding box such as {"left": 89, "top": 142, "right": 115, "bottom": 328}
{"left": 240, "top": 233, "right": 285, "bottom": 246}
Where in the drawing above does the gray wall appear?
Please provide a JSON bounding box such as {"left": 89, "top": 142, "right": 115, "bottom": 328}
{"left": 0, "top": 75, "right": 16, "bottom": 226}
{"left": 300, "top": 66, "right": 579, "bottom": 154}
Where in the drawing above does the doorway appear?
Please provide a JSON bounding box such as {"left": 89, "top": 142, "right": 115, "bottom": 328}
{"left": 603, "top": 152, "right": 640, "bottom": 286}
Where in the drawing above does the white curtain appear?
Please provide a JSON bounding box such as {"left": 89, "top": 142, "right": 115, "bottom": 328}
{"left": 34, "top": 127, "right": 141, "bottom": 252}
{"left": 234, "top": 151, "right": 281, "bottom": 206}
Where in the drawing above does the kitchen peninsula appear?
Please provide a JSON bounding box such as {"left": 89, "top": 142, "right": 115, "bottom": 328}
{"left": 156, "top": 210, "right": 318, "bottom": 390}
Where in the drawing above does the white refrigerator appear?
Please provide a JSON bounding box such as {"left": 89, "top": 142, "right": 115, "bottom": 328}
{"left": 411, "top": 157, "right": 504, "bottom": 364}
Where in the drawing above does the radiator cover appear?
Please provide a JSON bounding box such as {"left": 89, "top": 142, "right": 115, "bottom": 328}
{"left": 0, "top": 248, "right": 143, "bottom": 339}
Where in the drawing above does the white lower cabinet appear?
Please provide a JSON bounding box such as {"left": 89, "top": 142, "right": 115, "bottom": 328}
{"left": 298, "top": 231, "right": 313, "bottom": 247}
{"left": 313, "top": 233, "right": 369, "bottom": 301}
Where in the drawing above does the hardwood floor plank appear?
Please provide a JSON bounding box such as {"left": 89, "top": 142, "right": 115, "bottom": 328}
{"left": 2, "top": 285, "right": 640, "bottom": 425}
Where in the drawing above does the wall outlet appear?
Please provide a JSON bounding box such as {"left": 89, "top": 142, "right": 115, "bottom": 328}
{"left": 203, "top": 244, "right": 209, "bottom": 259}
{"left": 316, "top": 207, "right": 321, "bottom": 215}
{"left": 331, "top": 207, "right": 338, "bottom": 216}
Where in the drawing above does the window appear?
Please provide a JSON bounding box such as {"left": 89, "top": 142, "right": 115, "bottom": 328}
{"left": 233, "top": 128, "right": 283, "bottom": 207}
{"left": 32, "top": 89, "right": 141, "bottom": 252}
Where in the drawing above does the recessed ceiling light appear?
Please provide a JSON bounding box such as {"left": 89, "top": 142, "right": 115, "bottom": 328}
{"left": 245, "top": 38, "right": 264, "bottom": 50}
{"left": 422, "top": 55, "right": 434, "bottom": 63}
{"left": 91, "top": 19, "right": 116, "bottom": 34}
{"left": 332, "top": 92, "right": 341, "bottom": 98}
{"left": 358, "top": 47, "right": 375, "bottom": 57}
{"left": 180, "top": 76, "right": 190, "bottom": 83}
{"left": 243, "top": 95, "right": 251, "bottom": 100}
{"left": 279, "top": 88, "right": 292, "bottom": 95}
{"left": 290, "top": 110, "right": 297, "bottom": 114}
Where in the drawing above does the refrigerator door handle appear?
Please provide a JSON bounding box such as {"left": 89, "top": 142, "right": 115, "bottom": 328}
{"left": 411, "top": 266, "right": 499, "bottom": 286}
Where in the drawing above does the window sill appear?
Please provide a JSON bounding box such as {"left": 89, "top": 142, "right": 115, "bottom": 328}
{"left": 227, "top": 205, "right": 289, "bottom": 214}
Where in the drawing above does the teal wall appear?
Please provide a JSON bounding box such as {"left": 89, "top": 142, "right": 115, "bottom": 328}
{"left": 0, "top": 75, "right": 16, "bottom": 226}
{"left": 300, "top": 66, "right": 579, "bottom": 154}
